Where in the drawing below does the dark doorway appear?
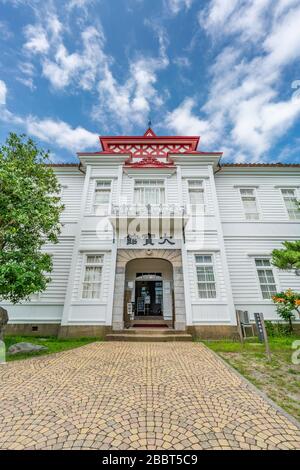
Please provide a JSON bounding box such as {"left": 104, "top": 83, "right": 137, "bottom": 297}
{"left": 135, "top": 280, "right": 163, "bottom": 316}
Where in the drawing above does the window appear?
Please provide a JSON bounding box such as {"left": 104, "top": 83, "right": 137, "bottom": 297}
{"left": 281, "top": 188, "right": 300, "bottom": 219}
{"left": 82, "top": 255, "right": 103, "bottom": 299}
{"left": 134, "top": 180, "right": 165, "bottom": 205}
{"left": 240, "top": 188, "right": 259, "bottom": 220}
{"left": 188, "top": 180, "right": 205, "bottom": 214}
{"left": 195, "top": 255, "right": 217, "bottom": 299}
{"left": 255, "top": 258, "right": 277, "bottom": 299}
{"left": 93, "top": 180, "right": 111, "bottom": 214}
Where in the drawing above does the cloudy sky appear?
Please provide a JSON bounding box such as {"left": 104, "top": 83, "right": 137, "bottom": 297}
{"left": 0, "top": 0, "right": 300, "bottom": 163}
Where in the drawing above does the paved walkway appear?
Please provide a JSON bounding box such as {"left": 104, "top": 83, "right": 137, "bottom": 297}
{"left": 0, "top": 342, "right": 299, "bottom": 450}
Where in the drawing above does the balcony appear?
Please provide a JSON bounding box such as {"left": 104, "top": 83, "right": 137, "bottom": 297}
{"left": 111, "top": 203, "right": 188, "bottom": 218}
{"left": 108, "top": 204, "right": 189, "bottom": 241}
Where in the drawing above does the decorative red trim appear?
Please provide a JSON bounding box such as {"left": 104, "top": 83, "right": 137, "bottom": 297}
{"left": 100, "top": 127, "right": 200, "bottom": 153}
{"left": 143, "top": 127, "right": 157, "bottom": 137}
{"left": 76, "top": 127, "right": 225, "bottom": 168}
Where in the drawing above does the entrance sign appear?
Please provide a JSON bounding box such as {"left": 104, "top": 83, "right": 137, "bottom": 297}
{"left": 254, "top": 312, "right": 271, "bottom": 361}
{"left": 137, "top": 298, "right": 145, "bottom": 315}
{"left": 127, "top": 303, "right": 134, "bottom": 320}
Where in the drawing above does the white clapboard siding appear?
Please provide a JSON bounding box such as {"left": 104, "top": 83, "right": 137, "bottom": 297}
{"left": 185, "top": 230, "right": 219, "bottom": 248}
{"left": 57, "top": 174, "right": 84, "bottom": 222}
{"left": 79, "top": 228, "right": 113, "bottom": 245}
{"left": 187, "top": 250, "right": 227, "bottom": 302}
{"left": 120, "top": 173, "right": 134, "bottom": 205}
{"left": 166, "top": 174, "right": 179, "bottom": 205}
{"left": 39, "top": 236, "right": 75, "bottom": 302}
{"left": 224, "top": 237, "right": 300, "bottom": 302}
{"left": 72, "top": 250, "right": 112, "bottom": 303}
{"left": 216, "top": 174, "right": 300, "bottom": 222}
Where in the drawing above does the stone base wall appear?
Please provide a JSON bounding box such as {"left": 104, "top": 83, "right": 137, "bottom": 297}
{"left": 5, "top": 324, "right": 111, "bottom": 338}
{"left": 6, "top": 323, "right": 60, "bottom": 337}
{"left": 58, "top": 325, "right": 111, "bottom": 338}
{"left": 188, "top": 323, "right": 300, "bottom": 339}
{"left": 187, "top": 325, "right": 239, "bottom": 340}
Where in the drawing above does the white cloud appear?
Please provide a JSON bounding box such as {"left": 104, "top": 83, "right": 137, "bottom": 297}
{"left": 164, "top": 98, "right": 215, "bottom": 141}
{"left": 173, "top": 56, "right": 191, "bottom": 67}
{"left": 20, "top": 5, "right": 169, "bottom": 131}
{"left": 0, "top": 82, "right": 97, "bottom": 152}
{"left": 67, "top": 0, "right": 94, "bottom": 9}
{"left": 0, "top": 20, "right": 13, "bottom": 40}
{"left": 18, "top": 61, "right": 35, "bottom": 77}
{"left": 165, "top": 0, "right": 300, "bottom": 161}
{"left": 263, "top": 6, "right": 300, "bottom": 67}
{"left": 16, "top": 76, "right": 36, "bottom": 90}
{"left": 23, "top": 24, "right": 50, "bottom": 54}
{"left": 0, "top": 80, "right": 7, "bottom": 105}
{"left": 165, "top": 0, "right": 193, "bottom": 15}
{"left": 199, "top": 0, "right": 272, "bottom": 43}
{"left": 94, "top": 20, "right": 169, "bottom": 131}
{"left": 25, "top": 117, "right": 98, "bottom": 151}
{"left": 23, "top": 16, "right": 106, "bottom": 92}
{"left": 42, "top": 45, "right": 83, "bottom": 89}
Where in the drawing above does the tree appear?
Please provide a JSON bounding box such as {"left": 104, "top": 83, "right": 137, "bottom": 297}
{"left": 0, "top": 133, "right": 64, "bottom": 304}
{"left": 272, "top": 289, "right": 300, "bottom": 332}
{"left": 272, "top": 201, "right": 300, "bottom": 272}
{"left": 272, "top": 240, "right": 300, "bottom": 271}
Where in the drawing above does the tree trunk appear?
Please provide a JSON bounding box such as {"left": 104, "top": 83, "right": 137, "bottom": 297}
{"left": 288, "top": 316, "right": 293, "bottom": 333}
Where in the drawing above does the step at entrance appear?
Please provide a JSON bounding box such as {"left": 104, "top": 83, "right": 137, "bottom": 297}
{"left": 106, "top": 328, "right": 193, "bottom": 342}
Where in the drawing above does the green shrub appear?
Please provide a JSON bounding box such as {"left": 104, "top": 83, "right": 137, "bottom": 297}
{"left": 265, "top": 320, "right": 292, "bottom": 337}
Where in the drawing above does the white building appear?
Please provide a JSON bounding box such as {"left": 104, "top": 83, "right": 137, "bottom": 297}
{"left": 5, "top": 128, "right": 300, "bottom": 338}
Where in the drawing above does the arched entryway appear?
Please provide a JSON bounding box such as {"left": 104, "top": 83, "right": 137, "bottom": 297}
{"left": 124, "top": 258, "right": 174, "bottom": 327}
{"left": 111, "top": 249, "right": 186, "bottom": 331}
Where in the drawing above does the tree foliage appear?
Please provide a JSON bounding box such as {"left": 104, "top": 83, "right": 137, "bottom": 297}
{"left": 272, "top": 239, "right": 300, "bottom": 271}
{"left": 0, "top": 133, "right": 64, "bottom": 303}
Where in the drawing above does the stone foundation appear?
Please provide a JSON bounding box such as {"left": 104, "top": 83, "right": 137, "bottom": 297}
{"left": 58, "top": 325, "right": 111, "bottom": 339}
{"left": 6, "top": 323, "right": 60, "bottom": 337}
{"left": 187, "top": 325, "right": 239, "bottom": 340}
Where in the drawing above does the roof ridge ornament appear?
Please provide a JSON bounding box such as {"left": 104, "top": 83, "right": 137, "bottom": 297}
{"left": 143, "top": 126, "right": 157, "bottom": 138}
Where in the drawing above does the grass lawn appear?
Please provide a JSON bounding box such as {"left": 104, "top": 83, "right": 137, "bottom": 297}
{"left": 3, "top": 336, "right": 99, "bottom": 362}
{"left": 203, "top": 336, "right": 300, "bottom": 422}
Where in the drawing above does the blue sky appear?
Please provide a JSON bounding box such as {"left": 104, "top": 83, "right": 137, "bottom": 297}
{"left": 0, "top": 0, "right": 300, "bottom": 164}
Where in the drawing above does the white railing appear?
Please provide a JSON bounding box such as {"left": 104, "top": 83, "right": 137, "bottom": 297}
{"left": 93, "top": 203, "right": 206, "bottom": 217}
{"left": 111, "top": 204, "right": 188, "bottom": 218}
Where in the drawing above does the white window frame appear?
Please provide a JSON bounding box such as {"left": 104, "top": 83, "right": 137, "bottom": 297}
{"left": 194, "top": 254, "right": 218, "bottom": 300}
{"left": 253, "top": 257, "right": 279, "bottom": 301}
{"left": 80, "top": 254, "right": 104, "bottom": 301}
{"left": 133, "top": 178, "right": 166, "bottom": 206}
{"left": 187, "top": 179, "right": 206, "bottom": 215}
{"left": 92, "top": 179, "right": 112, "bottom": 215}
{"left": 279, "top": 187, "right": 300, "bottom": 220}
{"left": 239, "top": 187, "right": 260, "bottom": 220}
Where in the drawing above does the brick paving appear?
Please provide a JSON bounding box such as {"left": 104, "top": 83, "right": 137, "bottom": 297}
{"left": 0, "top": 342, "right": 299, "bottom": 450}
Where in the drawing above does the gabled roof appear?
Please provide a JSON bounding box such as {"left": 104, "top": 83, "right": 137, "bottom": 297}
{"left": 99, "top": 127, "right": 200, "bottom": 154}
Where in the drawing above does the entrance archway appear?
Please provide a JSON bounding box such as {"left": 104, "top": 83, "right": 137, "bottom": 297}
{"left": 111, "top": 249, "right": 186, "bottom": 331}
{"left": 124, "top": 258, "right": 174, "bottom": 326}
